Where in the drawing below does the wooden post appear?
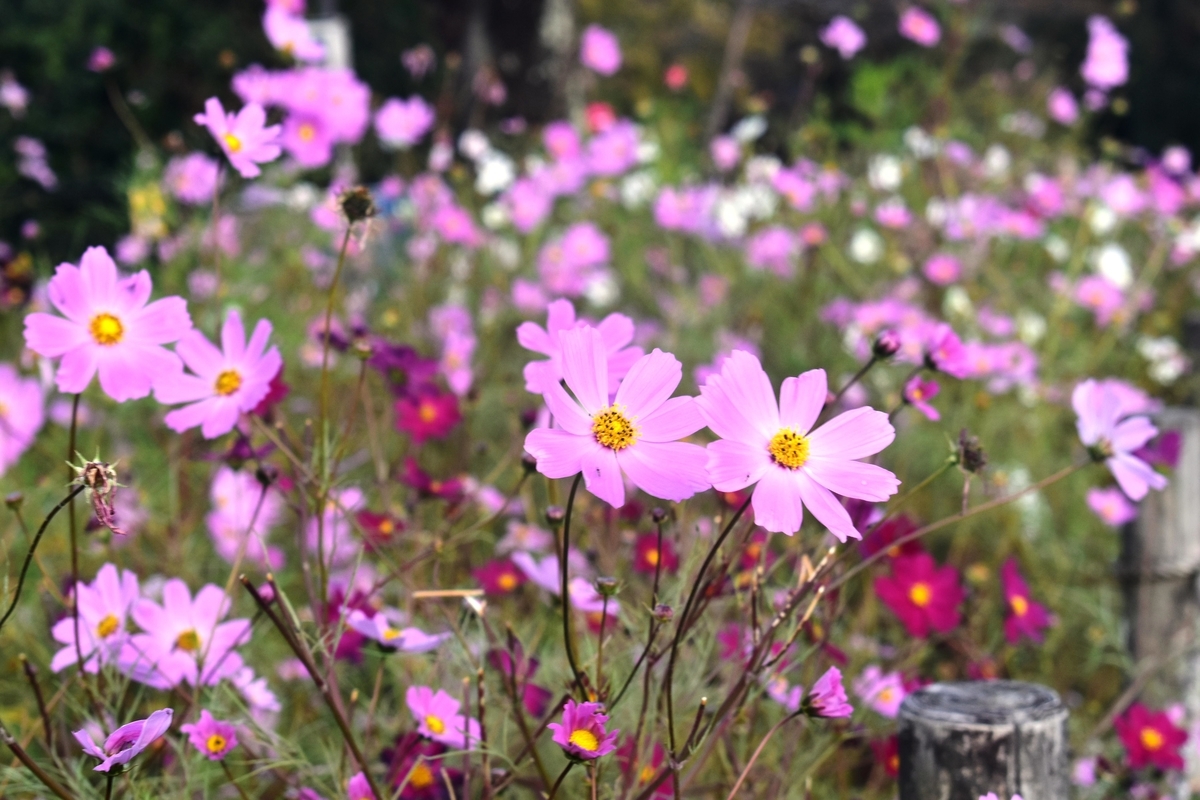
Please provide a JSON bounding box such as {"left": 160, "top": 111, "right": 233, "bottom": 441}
{"left": 897, "top": 680, "right": 1069, "bottom": 800}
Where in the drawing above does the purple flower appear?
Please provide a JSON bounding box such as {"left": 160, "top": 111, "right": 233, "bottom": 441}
{"left": 821, "top": 16, "right": 866, "bottom": 59}
{"left": 1081, "top": 16, "right": 1128, "bottom": 90}
{"left": 804, "top": 667, "right": 853, "bottom": 718}
{"left": 88, "top": 47, "right": 115, "bottom": 73}
{"left": 194, "top": 97, "right": 282, "bottom": 179}
{"left": 580, "top": 25, "right": 621, "bottom": 76}
{"left": 74, "top": 709, "right": 173, "bottom": 773}
{"left": 548, "top": 699, "right": 619, "bottom": 760}
{"left": 155, "top": 309, "right": 282, "bottom": 439}
{"left": 180, "top": 709, "right": 238, "bottom": 761}
{"left": 1074, "top": 378, "right": 1167, "bottom": 501}
{"left": 23, "top": 246, "right": 192, "bottom": 401}
{"left": 375, "top": 97, "right": 436, "bottom": 150}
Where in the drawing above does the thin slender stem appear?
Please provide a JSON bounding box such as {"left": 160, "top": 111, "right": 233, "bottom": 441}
{"left": 830, "top": 356, "right": 877, "bottom": 406}
{"left": 0, "top": 723, "right": 74, "bottom": 800}
{"left": 723, "top": 711, "right": 802, "bottom": 800}
{"left": 317, "top": 226, "right": 355, "bottom": 456}
{"left": 104, "top": 774, "right": 114, "bottom": 800}
{"left": 0, "top": 485, "right": 85, "bottom": 633}
{"left": 608, "top": 623, "right": 660, "bottom": 711}
{"left": 220, "top": 760, "right": 253, "bottom": 800}
{"left": 560, "top": 474, "right": 587, "bottom": 695}
{"left": 547, "top": 762, "right": 575, "bottom": 800}
{"left": 67, "top": 394, "right": 83, "bottom": 674}
{"left": 595, "top": 597, "right": 609, "bottom": 693}
{"left": 20, "top": 656, "right": 52, "bottom": 749}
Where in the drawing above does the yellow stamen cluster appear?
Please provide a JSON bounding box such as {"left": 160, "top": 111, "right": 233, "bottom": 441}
{"left": 206, "top": 734, "right": 227, "bottom": 754}
{"left": 90, "top": 313, "right": 124, "bottom": 346}
{"left": 176, "top": 629, "right": 201, "bottom": 652}
{"left": 1141, "top": 727, "right": 1164, "bottom": 750}
{"left": 909, "top": 583, "right": 932, "bottom": 608}
{"left": 409, "top": 763, "right": 435, "bottom": 788}
{"left": 568, "top": 729, "right": 599, "bottom": 751}
{"left": 768, "top": 429, "right": 810, "bottom": 469}
{"left": 1010, "top": 595, "right": 1029, "bottom": 617}
{"left": 592, "top": 406, "right": 637, "bottom": 451}
{"left": 96, "top": 614, "right": 120, "bottom": 638}
{"left": 215, "top": 369, "right": 243, "bottom": 396}
{"left": 223, "top": 132, "right": 243, "bottom": 153}
{"left": 425, "top": 715, "right": 445, "bottom": 735}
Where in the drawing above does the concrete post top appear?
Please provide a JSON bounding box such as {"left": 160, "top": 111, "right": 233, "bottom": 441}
{"left": 899, "top": 680, "right": 1068, "bottom": 727}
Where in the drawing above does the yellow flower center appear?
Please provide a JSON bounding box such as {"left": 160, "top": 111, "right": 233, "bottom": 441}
{"left": 223, "top": 132, "right": 243, "bottom": 153}
{"left": 299, "top": 123, "right": 315, "bottom": 142}
{"left": 89, "top": 313, "right": 124, "bottom": 346}
{"left": 639, "top": 765, "right": 655, "bottom": 784}
{"left": 96, "top": 614, "right": 120, "bottom": 638}
{"left": 568, "top": 729, "right": 599, "bottom": 751}
{"left": 909, "top": 583, "right": 932, "bottom": 608}
{"left": 418, "top": 402, "right": 438, "bottom": 423}
{"left": 1141, "top": 727, "right": 1164, "bottom": 751}
{"left": 425, "top": 715, "right": 445, "bottom": 735}
{"left": 592, "top": 406, "right": 637, "bottom": 451}
{"left": 768, "top": 429, "right": 810, "bottom": 470}
{"left": 206, "top": 734, "right": 227, "bottom": 754}
{"left": 878, "top": 688, "right": 894, "bottom": 704}
{"left": 1010, "top": 595, "right": 1029, "bottom": 617}
{"left": 378, "top": 519, "right": 394, "bottom": 534}
{"left": 215, "top": 369, "right": 242, "bottom": 396}
{"left": 382, "top": 628, "right": 403, "bottom": 642}
{"left": 644, "top": 548, "right": 660, "bottom": 566}
{"left": 409, "top": 763, "right": 435, "bottom": 788}
{"left": 176, "top": 629, "right": 201, "bottom": 652}
{"left": 498, "top": 573, "right": 518, "bottom": 591}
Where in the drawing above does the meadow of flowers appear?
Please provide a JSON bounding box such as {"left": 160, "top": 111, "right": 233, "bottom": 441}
{"left": 0, "top": 1, "right": 1197, "bottom": 798}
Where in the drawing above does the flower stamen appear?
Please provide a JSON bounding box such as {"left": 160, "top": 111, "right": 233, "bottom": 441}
{"left": 592, "top": 406, "right": 638, "bottom": 451}
{"left": 768, "top": 429, "right": 810, "bottom": 469}
{"left": 90, "top": 313, "right": 124, "bottom": 346}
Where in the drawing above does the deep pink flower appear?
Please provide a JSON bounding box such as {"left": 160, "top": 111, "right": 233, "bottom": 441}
{"left": 375, "top": 97, "right": 435, "bottom": 150}
{"left": 194, "top": 97, "right": 282, "bottom": 179}
{"left": 0, "top": 363, "right": 44, "bottom": 475}
{"left": 517, "top": 298, "right": 643, "bottom": 394}
{"left": 1000, "top": 558, "right": 1052, "bottom": 644}
{"left": 1086, "top": 486, "right": 1138, "bottom": 526}
{"left": 859, "top": 515, "right": 922, "bottom": 559}
{"left": 923, "top": 323, "right": 972, "bottom": 378}
{"left": 580, "top": 25, "right": 621, "bottom": 76}
{"left": 347, "top": 771, "right": 377, "bottom": 800}
{"left": 874, "top": 553, "right": 964, "bottom": 637}
{"left": 50, "top": 563, "right": 139, "bottom": 673}
{"left": 395, "top": 389, "right": 461, "bottom": 444}
{"left": 549, "top": 699, "right": 619, "bottom": 760}
{"left": 405, "top": 686, "right": 481, "bottom": 749}
{"left": 23, "top": 246, "right": 191, "bottom": 401}
{"left": 74, "top": 709, "right": 173, "bottom": 773}
{"left": 904, "top": 375, "right": 941, "bottom": 421}
{"left": 1115, "top": 703, "right": 1187, "bottom": 771}
{"left": 180, "top": 709, "right": 238, "bottom": 761}
{"left": 524, "top": 327, "right": 710, "bottom": 508}
{"left": 633, "top": 533, "right": 678, "bottom": 575}
{"left": 697, "top": 352, "right": 899, "bottom": 540}
{"left": 156, "top": 309, "right": 282, "bottom": 439}
{"left": 853, "top": 665, "right": 907, "bottom": 718}
{"left": 1081, "top": 16, "right": 1128, "bottom": 90}
{"left": 88, "top": 47, "right": 115, "bottom": 72}
{"left": 821, "top": 16, "right": 866, "bottom": 59}
{"left": 899, "top": 7, "right": 941, "bottom": 47}
{"left": 474, "top": 558, "right": 527, "bottom": 594}
{"left": 1073, "top": 378, "right": 1167, "bottom": 501}
{"left": 804, "top": 666, "right": 853, "bottom": 718}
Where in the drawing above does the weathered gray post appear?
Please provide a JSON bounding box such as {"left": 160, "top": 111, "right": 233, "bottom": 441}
{"left": 898, "top": 681, "right": 1069, "bottom": 800}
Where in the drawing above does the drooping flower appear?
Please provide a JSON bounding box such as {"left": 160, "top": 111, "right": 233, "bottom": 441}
{"left": 580, "top": 25, "right": 621, "bottom": 76}
{"left": 1086, "top": 486, "right": 1138, "bottom": 526}
{"left": 549, "top": 699, "right": 620, "bottom": 760}
{"left": 803, "top": 667, "right": 854, "bottom": 718}
{"left": 0, "top": 363, "right": 44, "bottom": 476}
{"left": 1115, "top": 703, "right": 1187, "bottom": 771}
{"left": 524, "top": 327, "right": 710, "bottom": 508}
{"left": 853, "top": 665, "right": 907, "bottom": 718}
{"left": 697, "top": 353, "right": 899, "bottom": 540}
{"left": 1000, "top": 559, "right": 1052, "bottom": 644}
{"left": 899, "top": 7, "right": 941, "bottom": 47}
{"left": 1073, "top": 378, "right": 1167, "bottom": 501}
{"left": 874, "top": 553, "right": 964, "bottom": 637}
{"left": 74, "top": 709, "right": 173, "bottom": 773}
{"left": 23, "top": 246, "right": 192, "bottom": 401}
{"left": 346, "top": 610, "right": 450, "bottom": 653}
{"left": 821, "top": 16, "right": 866, "bottom": 59}
{"left": 180, "top": 709, "right": 238, "bottom": 761}
{"left": 405, "top": 686, "right": 481, "bottom": 749}
{"left": 194, "top": 97, "right": 282, "bottom": 179}
{"left": 517, "top": 298, "right": 642, "bottom": 394}
{"left": 395, "top": 388, "right": 462, "bottom": 444}
{"left": 904, "top": 376, "right": 941, "bottom": 422}
{"left": 50, "top": 563, "right": 140, "bottom": 673}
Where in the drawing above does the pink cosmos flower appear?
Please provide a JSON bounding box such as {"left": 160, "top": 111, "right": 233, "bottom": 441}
{"left": 345, "top": 610, "right": 450, "bottom": 653}
{"left": 282, "top": 113, "right": 335, "bottom": 168}
{"left": 517, "top": 298, "right": 643, "bottom": 394}
{"left": 524, "top": 327, "right": 710, "bottom": 508}
{"left": 194, "top": 97, "right": 282, "bottom": 179}
{"left": 155, "top": 309, "right": 281, "bottom": 439}
{"left": 164, "top": 153, "right": 220, "bottom": 205}
{"left": 124, "top": 579, "right": 252, "bottom": 688}
{"left": 439, "top": 329, "right": 475, "bottom": 397}
{"left": 821, "top": 16, "right": 866, "bottom": 59}
{"left": 580, "top": 25, "right": 621, "bottom": 76}
{"left": 1115, "top": 703, "right": 1187, "bottom": 771}
{"left": 181, "top": 709, "right": 238, "bottom": 761}
{"left": 512, "top": 551, "right": 565, "bottom": 594}
{"left": 1081, "top": 16, "right": 1128, "bottom": 90}
{"left": 549, "top": 699, "right": 619, "bottom": 759}
{"left": 923, "top": 323, "right": 972, "bottom": 379}
{"left": 375, "top": 97, "right": 436, "bottom": 150}
{"left": 1047, "top": 88, "right": 1080, "bottom": 124}
{"left": 347, "top": 771, "right": 376, "bottom": 800}
{"left": 205, "top": 466, "right": 284, "bottom": 568}
{"left": 587, "top": 120, "right": 640, "bottom": 176}
{"left": 1073, "top": 378, "right": 1167, "bottom": 501}
{"left": 710, "top": 135, "right": 740, "bottom": 172}
{"left": 696, "top": 352, "right": 899, "bottom": 540}
{"left": 804, "top": 667, "right": 853, "bottom": 718}
{"left": 263, "top": 8, "right": 325, "bottom": 62}
{"left": 1087, "top": 486, "right": 1137, "bottom": 526}
{"left": 0, "top": 363, "right": 44, "bottom": 476}
{"left": 923, "top": 253, "right": 961, "bottom": 285}
{"left": 899, "top": 7, "right": 941, "bottom": 47}
{"left": 23, "top": 246, "right": 192, "bottom": 401}
{"left": 405, "top": 686, "right": 481, "bottom": 749}
{"left": 497, "top": 520, "right": 554, "bottom": 554}
{"left": 874, "top": 553, "right": 964, "bottom": 637}
{"left": 853, "top": 665, "right": 907, "bottom": 718}
{"left": 50, "top": 563, "right": 140, "bottom": 673}
{"left": 745, "top": 227, "right": 799, "bottom": 277}
{"left": 87, "top": 47, "right": 115, "bottom": 73}
{"left": 74, "top": 709, "right": 173, "bottom": 773}
{"left": 1073, "top": 275, "right": 1124, "bottom": 327}
{"left": 1000, "top": 558, "right": 1052, "bottom": 644}
{"left": 904, "top": 375, "right": 941, "bottom": 421}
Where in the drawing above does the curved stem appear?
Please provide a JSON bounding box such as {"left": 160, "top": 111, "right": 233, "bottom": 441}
{"left": 547, "top": 762, "right": 575, "bottom": 800}
{"left": 561, "top": 474, "right": 587, "bottom": 695}
{"left": 723, "top": 711, "right": 802, "bottom": 800}
{"left": 0, "top": 485, "right": 85, "bottom": 633}
{"left": 830, "top": 356, "right": 877, "bottom": 406}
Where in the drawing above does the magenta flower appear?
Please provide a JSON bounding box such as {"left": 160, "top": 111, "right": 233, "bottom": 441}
{"left": 1115, "top": 703, "right": 1187, "bottom": 771}
{"left": 164, "top": 153, "right": 220, "bottom": 205}
{"left": 155, "top": 309, "right": 282, "bottom": 439}
{"left": 0, "top": 363, "right": 44, "bottom": 476}
{"left": 1000, "top": 558, "right": 1052, "bottom": 645}
{"left": 904, "top": 375, "right": 941, "bottom": 421}
{"left": 524, "top": 327, "right": 710, "bottom": 508}
{"left": 696, "top": 352, "right": 898, "bottom": 540}
{"left": 517, "top": 298, "right": 643, "bottom": 394}
{"left": 923, "top": 323, "right": 972, "bottom": 379}
{"left": 803, "top": 667, "right": 853, "bottom": 718}
{"left": 375, "top": 96, "right": 436, "bottom": 150}
{"left": 898, "top": 7, "right": 941, "bottom": 47}
{"left": 580, "top": 25, "right": 621, "bottom": 76}
{"left": 922, "top": 253, "right": 961, "bottom": 285}
{"left": 347, "top": 771, "right": 377, "bottom": 800}
{"left": 875, "top": 553, "right": 964, "bottom": 638}
{"left": 194, "top": 97, "right": 282, "bottom": 179}
{"left": 1081, "top": 16, "right": 1128, "bottom": 90}
{"left": 1073, "top": 378, "right": 1167, "bottom": 501}
{"left": 821, "top": 16, "right": 866, "bottom": 59}
{"left": 1047, "top": 87, "right": 1080, "bottom": 125}
{"left": 23, "top": 246, "right": 192, "bottom": 401}
{"left": 50, "top": 563, "right": 139, "bottom": 673}
{"left": 405, "top": 686, "right": 481, "bottom": 749}
{"left": 74, "top": 708, "right": 172, "bottom": 773}
{"left": 549, "top": 699, "right": 619, "bottom": 760}
{"left": 853, "top": 666, "right": 907, "bottom": 718}
{"left": 394, "top": 388, "right": 461, "bottom": 444}
{"left": 180, "top": 709, "right": 238, "bottom": 761}
{"left": 1086, "top": 486, "right": 1138, "bottom": 526}
{"left": 345, "top": 610, "right": 451, "bottom": 653}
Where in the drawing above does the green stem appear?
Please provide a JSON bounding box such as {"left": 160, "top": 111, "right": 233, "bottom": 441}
{"left": 547, "top": 762, "right": 575, "bottom": 800}
{"left": 561, "top": 474, "right": 587, "bottom": 696}
{"left": 67, "top": 394, "right": 83, "bottom": 672}
{"left": 0, "top": 485, "right": 85, "bottom": 634}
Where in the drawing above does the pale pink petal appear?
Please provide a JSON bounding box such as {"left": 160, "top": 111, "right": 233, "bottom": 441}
{"left": 98, "top": 346, "right": 179, "bottom": 402}
{"left": 24, "top": 313, "right": 89, "bottom": 357}
{"left": 778, "top": 369, "right": 827, "bottom": 434}
{"left": 127, "top": 296, "right": 191, "bottom": 344}
{"left": 244, "top": 318, "right": 274, "bottom": 363}
{"left": 697, "top": 350, "right": 778, "bottom": 444}
{"left": 751, "top": 467, "right": 804, "bottom": 535}
{"left": 807, "top": 407, "right": 895, "bottom": 460}
{"left": 638, "top": 396, "right": 705, "bottom": 442}
{"left": 542, "top": 382, "right": 593, "bottom": 435}
{"left": 54, "top": 345, "right": 100, "bottom": 394}
{"left": 1109, "top": 454, "right": 1167, "bottom": 501}
{"left": 116, "top": 271, "right": 152, "bottom": 316}
{"left": 614, "top": 349, "right": 681, "bottom": 420}
{"left": 545, "top": 298, "right": 577, "bottom": 336}
{"left": 221, "top": 310, "right": 246, "bottom": 363}
{"left": 596, "top": 312, "right": 634, "bottom": 349}
{"left": 516, "top": 322, "right": 554, "bottom": 356}
{"left": 559, "top": 327, "right": 609, "bottom": 412}
{"left": 175, "top": 330, "right": 225, "bottom": 378}
{"left": 804, "top": 458, "right": 900, "bottom": 502}
{"left": 236, "top": 348, "right": 281, "bottom": 412}
{"left": 1110, "top": 416, "right": 1158, "bottom": 452}
{"left": 706, "top": 439, "right": 772, "bottom": 492}
{"left": 45, "top": 263, "right": 90, "bottom": 322}
{"left": 524, "top": 429, "right": 590, "bottom": 479}
{"left": 79, "top": 246, "right": 120, "bottom": 308}
{"left": 580, "top": 445, "right": 625, "bottom": 508}
{"left": 155, "top": 372, "right": 213, "bottom": 405}
{"left": 606, "top": 346, "right": 644, "bottom": 385}
{"left": 199, "top": 398, "right": 241, "bottom": 439}
{"left": 617, "top": 441, "right": 710, "bottom": 502}
{"left": 795, "top": 470, "right": 861, "bottom": 541}
{"left": 523, "top": 360, "right": 555, "bottom": 393}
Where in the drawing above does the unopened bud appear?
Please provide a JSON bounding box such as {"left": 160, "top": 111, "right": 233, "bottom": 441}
{"left": 545, "top": 506, "right": 565, "bottom": 527}
{"left": 4, "top": 492, "right": 23, "bottom": 510}
{"left": 957, "top": 428, "right": 988, "bottom": 474}
{"left": 595, "top": 577, "right": 619, "bottom": 598}
{"left": 650, "top": 507, "right": 668, "bottom": 523}
{"left": 872, "top": 329, "right": 901, "bottom": 359}
{"left": 652, "top": 603, "right": 674, "bottom": 622}
{"left": 338, "top": 186, "right": 376, "bottom": 223}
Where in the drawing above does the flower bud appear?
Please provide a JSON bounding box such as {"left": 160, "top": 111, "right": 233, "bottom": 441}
{"left": 338, "top": 186, "right": 376, "bottom": 223}
{"left": 4, "top": 492, "right": 23, "bottom": 510}
{"left": 545, "top": 506, "right": 566, "bottom": 527}
{"left": 957, "top": 428, "right": 988, "bottom": 474}
{"left": 872, "top": 329, "right": 901, "bottom": 359}
{"left": 595, "top": 577, "right": 619, "bottom": 598}
{"left": 650, "top": 507, "right": 668, "bottom": 523}
{"left": 652, "top": 603, "right": 674, "bottom": 622}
